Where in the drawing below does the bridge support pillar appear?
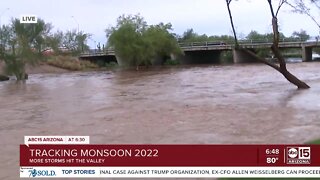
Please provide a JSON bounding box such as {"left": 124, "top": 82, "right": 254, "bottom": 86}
{"left": 233, "top": 49, "right": 259, "bottom": 63}
{"left": 302, "top": 46, "right": 312, "bottom": 62}
{"left": 115, "top": 55, "right": 126, "bottom": 66}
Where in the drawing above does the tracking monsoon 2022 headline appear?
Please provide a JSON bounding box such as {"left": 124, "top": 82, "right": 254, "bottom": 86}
{"left": 20, "top": 136, "right": 320, "bottom": 178}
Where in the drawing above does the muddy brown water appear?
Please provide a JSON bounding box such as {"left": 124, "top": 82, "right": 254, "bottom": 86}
{"left": 1, "top": 62, "right": 320, "bottom": 179}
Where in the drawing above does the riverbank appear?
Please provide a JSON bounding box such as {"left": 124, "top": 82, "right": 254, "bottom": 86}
{"left": 2, "top": 57, "right": 320, "bottom": 76}
{"left": 0, "top": 55, "right": 101, "bottom": 77}
{"left": 0, "top": 61, "right": 70, "bottom": 75}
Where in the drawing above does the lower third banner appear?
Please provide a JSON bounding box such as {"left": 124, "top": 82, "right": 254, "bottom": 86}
{"left": 20, "top": 144, "right": 320, "bottom": 178}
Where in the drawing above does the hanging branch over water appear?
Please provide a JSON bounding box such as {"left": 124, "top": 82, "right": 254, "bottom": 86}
{"left": 225, "top": 0, "right": 310, "bottom": 89}
{"left": 266, "top": 0, "right": 310, "bottom": 89}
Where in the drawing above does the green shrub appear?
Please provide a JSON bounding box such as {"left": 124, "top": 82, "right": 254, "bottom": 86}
{"left": 220, "top": 51, "right": 233, "bottom": 64}
{"left": 106, "top": 14, "right": 181, "bottom": 68}
{"left": 105, "top": 61, "right": 118, "bottom": 68}
{"left": 164, "top": 59, "right": 180, "bottom": 65}
{"left": 305, "top": 139, "right": 320, "bottom": 144}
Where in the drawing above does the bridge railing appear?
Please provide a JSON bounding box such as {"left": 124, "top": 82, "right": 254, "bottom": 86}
{"left": 238, "top": 38, "right": 309, "bottom": 44}
{"left": 178, "top": 41, "right": 228, "bottom": 48}
{"left": 80, "top": 49, "right": 115, "bottom": 57}
{"left": 80, "top": 39, "right": 316, "bottom": 56}
{"left": 178, "top": 38, "right": 308, "bottom": 48}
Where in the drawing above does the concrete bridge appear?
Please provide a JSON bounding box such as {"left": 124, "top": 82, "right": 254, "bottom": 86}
{"left": 79, "top": 40, "right": 320, "bottom": 65}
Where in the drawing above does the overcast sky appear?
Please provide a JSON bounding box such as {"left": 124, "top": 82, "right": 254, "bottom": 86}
{"left": 1, "top": 0, "right": 319, "bottom": 48}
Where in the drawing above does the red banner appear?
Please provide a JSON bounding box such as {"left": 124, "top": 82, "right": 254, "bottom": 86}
{"left": 20, "top": 145, "right": 320, "bottom": 167}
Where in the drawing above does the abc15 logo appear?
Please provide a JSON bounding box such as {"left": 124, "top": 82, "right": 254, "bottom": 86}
{"left": 287, "top": 147, "right": 311, "bottom": 160}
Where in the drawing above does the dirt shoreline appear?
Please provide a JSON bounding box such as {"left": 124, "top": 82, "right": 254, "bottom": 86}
{"left": 0, "top": 61, "right": 70, "bottom": 75}
{"left": 1, "top": 60, "right": 320, "bottom": 76}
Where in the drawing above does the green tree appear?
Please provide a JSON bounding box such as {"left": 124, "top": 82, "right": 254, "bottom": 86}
{"left": 76, "top": 32, "right": 90, "bottom": 53}
{"left": 0, "top": 24, "right": 15, "bottom": 56}
{"left": 291, "top": 29, "right": 310, "bottom": 41}
{"left": 246, "top": 31, "right": 268, "bottom": 42}
{"left": 106, "top": 15, "right": 148, "bottom": 67}
{"left": 106, "top": 14, "right": 181, "bottom": 69}
{"left": 32, "top": 21, "right": 52, "bottom": 54}
{"left": 246, "top": 30, "right": 286, "bottom": 42}
{"left": 207, "top": 35, "right": 234, "bottom": 43}
{"left": 62, "top": 30, "right": 90, "bottom": 55}
{"left": 179, "top": 29, "right": 203, "bottom": 42}
{"left": 145, "top": 23, "right": 181, "bottom": 59}
{"left": 179, "top": 29, "right": 234, "bottom": 44}
{"left": 44, "top": 30, "right": 64, "bottom": 54}
{"left": 1, "top": 18, "right": 51, "bottom": 80}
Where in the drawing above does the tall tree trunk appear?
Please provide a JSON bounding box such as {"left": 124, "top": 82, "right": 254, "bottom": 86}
{"left": 225, "top": 0, "right": 310, "bottom": 89}
{"left": 267, "top": 0, "right": 310, "bottom": 89}
{"left": 226, "top": 0, "right": 239, "bottom": 48}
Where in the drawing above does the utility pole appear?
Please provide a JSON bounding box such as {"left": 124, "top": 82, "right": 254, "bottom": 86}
{"left": 71, "top": 16, "right": 79, "bottom": 35}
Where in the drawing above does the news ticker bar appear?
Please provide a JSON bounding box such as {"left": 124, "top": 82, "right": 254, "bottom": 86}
{"left": 20, "top": 145, "right": 320, "bottom": 167}
{"left": 20, "top": 167, "right": 320, "bottom": 178}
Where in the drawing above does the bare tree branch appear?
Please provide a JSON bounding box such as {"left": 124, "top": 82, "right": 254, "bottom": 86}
{"left": 286, "top": 0, "right": 320, "bottom": 29}
{"left": 310, "top": 0, "right": 320, "bottom": 9}
{"left": 267, "top": 0, "right": 276, "bottom": 17}
{"left": 225, "top": 0, "right": 239, "bottom": 48}
{"left": 267, "top": 0, "right": 310, "bottom": 89}
{"left": 275, "top": 0, "right": 286, "bottom": 17}
{"left": 242, "top": 48, "right": 281, "bottom": 71}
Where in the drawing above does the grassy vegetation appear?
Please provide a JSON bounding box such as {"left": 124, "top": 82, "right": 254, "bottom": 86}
{"left": 47, "top": 56, "right": 98, "bottom": 71}
{"left": 305, "top": 139, "right": 320, "bottom": 144}
{"left": 220, "top": 51, "right": 234, "bottom": 64}
{"left": 105, "top": 61, "right": 118, "bottom": 68}
{"left": 164, "top": 59, "right": 180, "bottom": 66}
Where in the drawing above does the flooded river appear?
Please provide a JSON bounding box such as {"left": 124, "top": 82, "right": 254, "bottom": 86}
{"left": 1, "top": 62, "right": 320, "bottom": 179}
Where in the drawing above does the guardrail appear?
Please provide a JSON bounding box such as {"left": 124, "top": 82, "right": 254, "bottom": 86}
{"left": 178, "top": 41, "right": 227, "bottom": 47}
{"left": 179, "top": 39, "right": 310, "bottom": 48}
{"left": 80, "top": 49, "right": 115, "bottom": 57}
{"left": 80, "top": 39, "right": 318, "bottom": 56}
